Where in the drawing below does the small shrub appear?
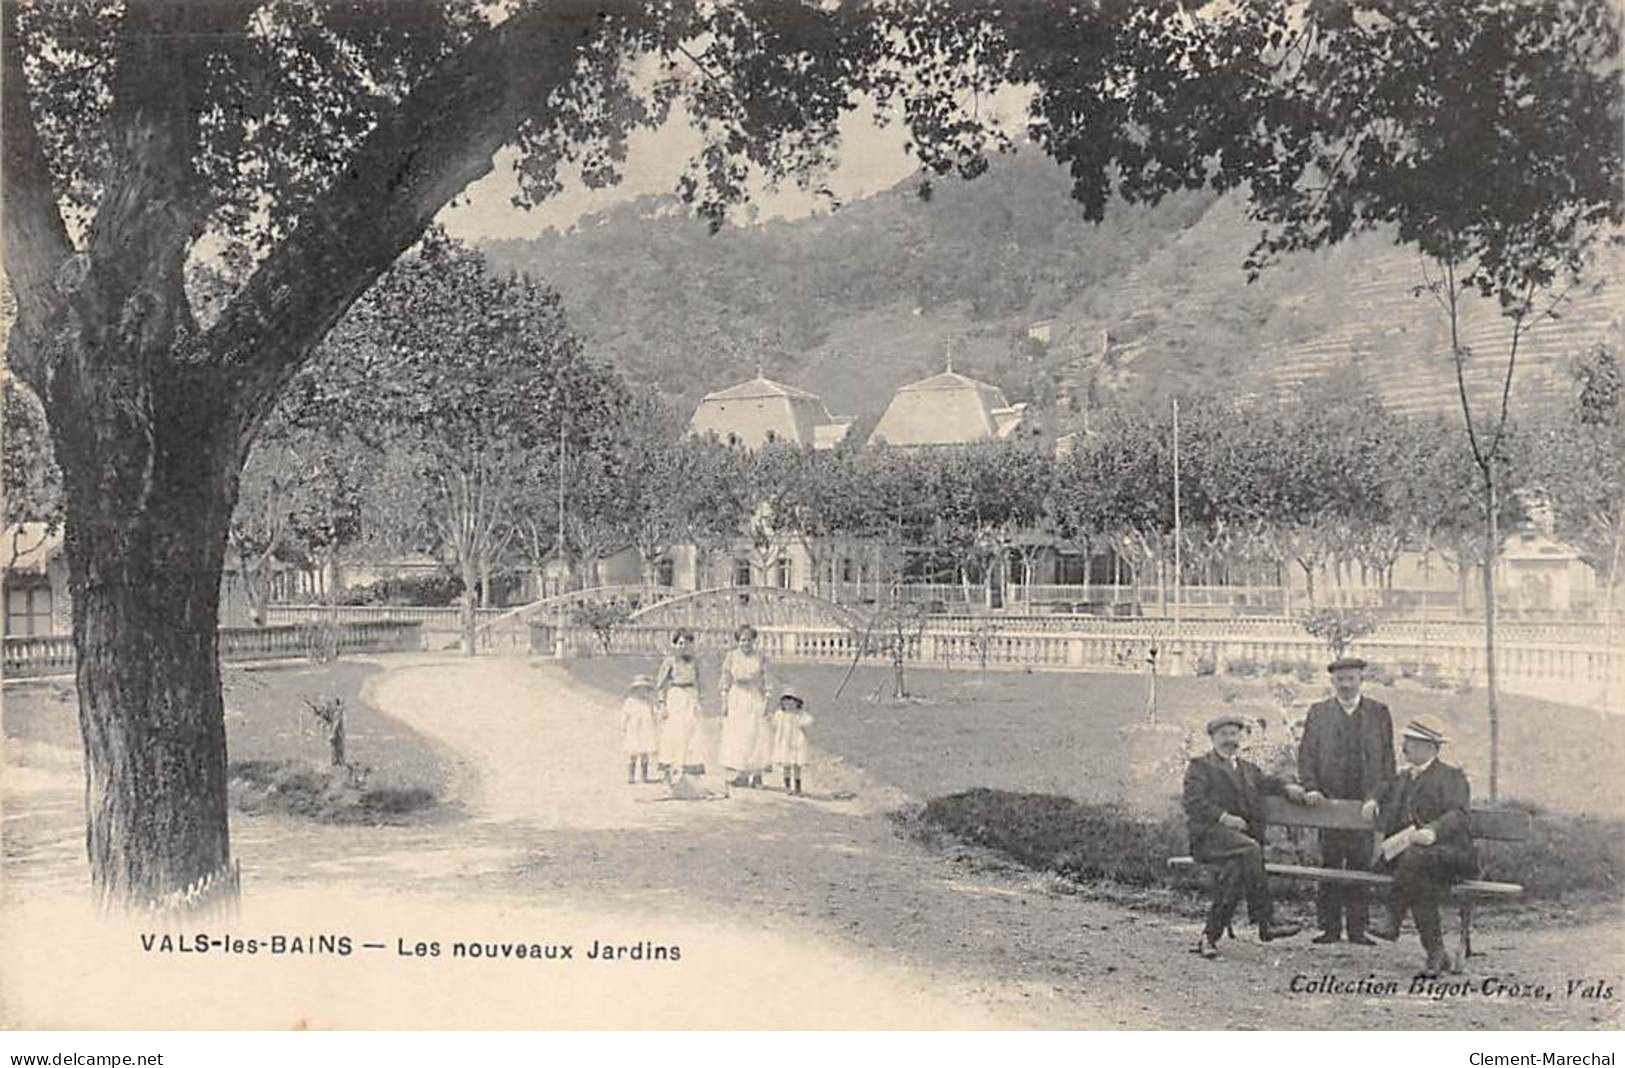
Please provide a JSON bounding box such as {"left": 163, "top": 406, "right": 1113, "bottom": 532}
{"left": 1226, "top": 658, "right": 1261, "bottom": 677}
{"left": 337, "top": 573, "right": 464, "bottom": 607}
{"left": 360, "top": 786, "right": 437, "bottom": 815}
{"left": 228, "top": 760, "right": 437, "bottom": 824}
{"left": 570, "top": 599, "right": 633, "bottom": 654}
{"left": 1475, "top": 803, "right": 1625, "bottom": 903}
{"left": 1366, "top": 663, "right": 1397, "bottom": 687}
{"left": 922, "top": 788, "right": 1185, "bottom": 887}
{"left": 1299, "top": 606, "right": 1378, "bottom": 658}
{"left": 915, "top": 790, "right": 1623, "bottom": 913}
{"left": 1397, "top": 661, "right": 1423, "bottom": 679}
{"left": 1194, "top": 655, "right": 1217, "bottom": 676}
{"left": 1292, "top": 661, "right": 1319, "bottom": 684}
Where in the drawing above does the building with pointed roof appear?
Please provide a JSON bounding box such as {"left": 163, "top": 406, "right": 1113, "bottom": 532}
{"left": 687, "top": 375, "right": 853, "bottom": 450}
{"left": 867, "top": 368, "right": 1030, "bottom": 447}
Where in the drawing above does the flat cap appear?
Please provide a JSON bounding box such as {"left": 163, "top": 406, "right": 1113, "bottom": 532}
{"left": 1206, "top": 713, "right": 1247, "bottom": 735}
{"left": 1327, "top": 656, "right": 1368, "bottom": 673}
{"left": 1401, "top": 713, "right": 1449, "bottom": 745}
{"left": 779, "top": 688, "right": 805, "bottom": 705}
{"left": 628, "top": 675, "right": 655, "bottom": 689}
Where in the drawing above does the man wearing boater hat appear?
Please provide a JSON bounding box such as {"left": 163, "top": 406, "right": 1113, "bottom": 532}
{"left": 1183, "top": 712, "right": 1306, "bottom": 958}
{"left": 1296, "top": 655, "right": 1396, "bottom": 945}
{"left": 1370, "top": 713, "right": 1476, "bottom": 977}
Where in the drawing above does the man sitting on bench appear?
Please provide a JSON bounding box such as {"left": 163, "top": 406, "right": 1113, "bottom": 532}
{"left": 1183, "top": 713, "right": 1305, "bottom": 958}
{"left": 1371, "top": 713, "right": 1477, "bottom": 977}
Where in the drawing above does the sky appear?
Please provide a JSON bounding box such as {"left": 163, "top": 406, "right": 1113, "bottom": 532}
{"left": 436, "top": 90, "right": 1032, "bottom": 241}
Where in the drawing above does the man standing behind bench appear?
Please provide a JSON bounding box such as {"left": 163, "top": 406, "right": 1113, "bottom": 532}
{"left": 1371, "top": 714, "right": 1476, "bottom": 977}
{"left": 1297, "top": 655, "right": 1395, "bottom": 945}
{"left": 1183, "top": 713, "right": 1305, "bottom": 959}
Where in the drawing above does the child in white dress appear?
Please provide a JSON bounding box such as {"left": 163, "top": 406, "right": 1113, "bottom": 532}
{"left": 619, "top": 675, "right": 659, "bottom": 784}
{"left": 770, "top": 688, "right": 814, "bottom": 796}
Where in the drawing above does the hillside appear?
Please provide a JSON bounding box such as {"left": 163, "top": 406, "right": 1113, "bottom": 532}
{"left": 481, "top": 150, "right": 1621, "bottom": 426}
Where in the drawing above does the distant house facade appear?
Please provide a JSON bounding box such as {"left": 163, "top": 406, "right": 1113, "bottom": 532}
{"left": 3, "top": 524, "right": 68, "bottom": 637}
{"left": 867, "top": 368, "right": 1033, "bottom": 447}
{"left": 3, "top": 523, "right": 265, "bottom": 635}
{"left": 687, "top": 375, "right": 853, "bottom": 450}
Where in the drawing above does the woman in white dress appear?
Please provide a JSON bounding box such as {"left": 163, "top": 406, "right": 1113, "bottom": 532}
{"left": 654, "top": 629, "right": 703, "bottom": 785}
{"left": 717, "top": 624, "right": 770, "bottom": 789}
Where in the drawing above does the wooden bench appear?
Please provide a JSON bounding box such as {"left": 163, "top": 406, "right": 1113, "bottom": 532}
{"left": 1168, "top": 796, "right": 1531, "bottom": 967}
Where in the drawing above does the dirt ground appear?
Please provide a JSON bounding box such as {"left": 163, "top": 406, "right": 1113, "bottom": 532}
{"left": 2, "top": 655, "right": 1620, "bottom": 1029}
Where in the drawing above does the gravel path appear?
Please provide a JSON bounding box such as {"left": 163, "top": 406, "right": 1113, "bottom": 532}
{"left": 3, "top": 656, "right": 1619, "bottom": 1029}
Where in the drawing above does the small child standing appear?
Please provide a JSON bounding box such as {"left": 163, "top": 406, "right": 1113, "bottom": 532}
{"left": 770, "top": 688, "right": 814, "bottom": 795}
{"left": 619, "top": 675, "right": 659, "bottom": 784}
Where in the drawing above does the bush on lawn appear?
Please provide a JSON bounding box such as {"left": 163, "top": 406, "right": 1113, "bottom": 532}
{"left": 918, "top": 789, "right": 1623, "bottom": 911}
{"left": 922, "top": 788, "right": 1188, "bottom": 888}
{"left": 337, "top": 573, "right": 464, "bottom": 607}
{"left": 1475, "top": 801, "right": 1625, "bottom": 903}
{"left": 228, "top": 759, "right": 438, "bottom": 824}
{"left": 1226, "top": 658, "right": 1261, "bottom": 677}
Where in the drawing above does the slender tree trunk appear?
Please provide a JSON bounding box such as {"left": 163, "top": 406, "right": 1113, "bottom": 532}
{"left": 239, "top": 547, "right": 272, "bottom": 627}
{"left": 1602, "top": 506, "right": 1624, "bottom": 713}
{"left": 461, "top": 557, "right": 478, "bottom": 657}
{"left": 1481, "top": 469, "right": 1501, "bottom": 801}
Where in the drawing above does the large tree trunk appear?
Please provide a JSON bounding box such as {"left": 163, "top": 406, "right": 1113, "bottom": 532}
{"left": 54, "top": 375, "right": 242, "bottom": 909}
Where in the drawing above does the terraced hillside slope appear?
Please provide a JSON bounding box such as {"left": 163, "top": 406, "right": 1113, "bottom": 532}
{"left": 483, "top": 151, "right": 1620, "bottom": 423}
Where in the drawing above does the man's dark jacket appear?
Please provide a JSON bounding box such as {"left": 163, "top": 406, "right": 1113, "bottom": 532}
{"left": 1376, "top": 759, "right": 1478, "bottom": 877}
{"left": 1182, "top": 751, "right": 1289, "bottom": 852}
{"left": 1298, "top": 695, "right": 1395, "bottom": 802}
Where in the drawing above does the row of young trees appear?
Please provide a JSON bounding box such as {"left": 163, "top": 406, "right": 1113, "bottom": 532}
{"left": 223, "top": 281, "right": 1615, "bottom": 628}
{"left": 578, "top": 359, "right": 1616, "bottom": 616}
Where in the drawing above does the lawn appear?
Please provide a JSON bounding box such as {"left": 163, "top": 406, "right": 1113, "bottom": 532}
{"left": 4, "top": 660, "right": 449, "bottom": 819}
{"left": 567, "top": 655, "right": 1625, "bottom": 821}
{"left": 570, "top": 654, "right": 1624, "bottom": 915}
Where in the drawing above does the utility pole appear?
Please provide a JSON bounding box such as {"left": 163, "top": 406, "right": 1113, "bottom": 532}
{"left": 555, "top": 419, "right": 566, "bottom": 656}
{"left": 1172, "top": 397, "right": 1183, "bottom": 675}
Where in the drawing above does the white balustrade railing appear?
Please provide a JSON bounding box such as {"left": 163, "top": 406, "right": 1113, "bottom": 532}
{"left": 4, "top": 621, "right": 425, "bottom": 678}
{"left": 264, "top": 604, "right": 508, "bottom": 629}
{"left": 530, "top": 619, "right": 1625, "bottom": 690}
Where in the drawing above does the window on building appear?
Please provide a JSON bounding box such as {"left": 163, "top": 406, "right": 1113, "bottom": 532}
{"left": 726, "top": 432, "right": 740, "bottom": 448}
{"left": 840, "top": 557, "right": 856, "bottom": 583}
{"left": 733, "top": 559, "right": 753, "bottom": 587}
{"left": 1089, "top": 550, "right": 1120, "bottom": 587}
{"left": 656, "top": 557, "right": 675, "bottom": 587}
{"left": 1057, "top": 553, "right": 1089, "bottom": 586}
{"left": 764, "top": 430, "right": 777, "bottom": 444}
{"left": 4, "top": 583, "right": 53, "bottom": 637}
{"left": 774, "top": 557, "right": 792, "bottom": 589}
